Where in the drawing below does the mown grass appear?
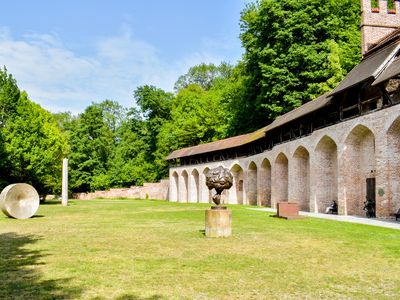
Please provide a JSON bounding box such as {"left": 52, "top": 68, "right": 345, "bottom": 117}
{"left": 0, "top": 199, "right": 399, "bottom": 299}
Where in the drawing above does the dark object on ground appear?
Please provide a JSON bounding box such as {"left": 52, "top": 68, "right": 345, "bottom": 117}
{"left": 363, "top": 198, "right": 376, "bottom": 218}
{"left": 325, "top": 200, "right": 338, "bottom": 214}
{"left": 205, "top": 166, "right": 233, "bottom": 206}
{"left": 395, "top": 208, "right": 400, "bottom": 221}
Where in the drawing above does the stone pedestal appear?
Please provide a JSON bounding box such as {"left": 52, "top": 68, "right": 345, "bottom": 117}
{"left": 205, "top": 207, "right": 232, "bottom": 237}
{"left": 276, "top": 202, "right": 304, "bottom": 219}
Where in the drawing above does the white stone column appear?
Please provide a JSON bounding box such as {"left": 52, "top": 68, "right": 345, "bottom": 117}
{"left": 62, "top": 158, "right": 68, "bottom": 206}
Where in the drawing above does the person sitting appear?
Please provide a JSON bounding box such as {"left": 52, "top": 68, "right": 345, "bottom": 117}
{"left": 363, "top": 198, "right": 376, "bottom": 218}
{"left": 325, "top": 200, "right": 338, "bottom": 214}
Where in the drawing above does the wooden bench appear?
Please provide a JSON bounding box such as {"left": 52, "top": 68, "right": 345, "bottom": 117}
{"left": 396, "top": 208, "right": 400, "bottom": 222}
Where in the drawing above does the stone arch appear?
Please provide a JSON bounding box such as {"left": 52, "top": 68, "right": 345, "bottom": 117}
{"left": 343, "top": 125, "right": 376, "bottom": 216}
{"left": 272, "top": 153, "right": 288, "bottom": 207}
{"left": 179, "top": 170, "right": 189, "bottom": 203}
{"left": 292, "top": 146, "right": 310, "bottom": 211}
{"left": 387, "top": 116, "right": 400, "bottom": 215}
{"left": 201, "top": 167, "right": 212, "bottom": 203}
{"left": 170, "top": 171, "right": 179, "bottom": 202}
{"left": 247, "top": 161, "right": 257, "bottom": 206}
{"left": 259, "top": 158, "right": 272, "bottom": 206}
{"left": 189, "top": 169, "right": 200, "bottom": 203}
{"left": 230, "top": 164, "right": 244, "bottom": 205}
{"left": 314, "top": 135, "right": 338, "bottom": 213}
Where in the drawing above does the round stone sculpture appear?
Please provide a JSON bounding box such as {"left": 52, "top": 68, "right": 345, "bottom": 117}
{"left": 0, "top": 183, "right": 40, "bottom": 219}
{"left": 205, "top": 166, "right": 233, "bottom": 206}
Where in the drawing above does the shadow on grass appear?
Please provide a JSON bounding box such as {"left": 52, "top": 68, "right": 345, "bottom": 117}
{"left": 0, "top": 232, "right": 82, "bottom": 299}
{"left": 40, "top": 200, "right": 61, "bottom": 205}
{"left": 92, "top": 294, "right": 165, "bottom": 300}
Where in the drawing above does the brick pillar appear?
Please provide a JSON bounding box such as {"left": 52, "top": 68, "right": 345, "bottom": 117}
{"left": 272, "top": 153, "right": 289, "bottom": 208}
{"left": 375, "top": 132, "right": 390, "bottom": 218}
{"left": 309, "top": 150, "right": 318, "bottom": 213}
{"left": 337, "top": 146, "right": 348, "bottom": 216}
{"left": 288, "top": 155, "right": 295, "bottom": 205}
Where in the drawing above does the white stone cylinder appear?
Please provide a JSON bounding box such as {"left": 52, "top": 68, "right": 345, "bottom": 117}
{"left": 0, "top": 183, "right": 40, "bottom": 219}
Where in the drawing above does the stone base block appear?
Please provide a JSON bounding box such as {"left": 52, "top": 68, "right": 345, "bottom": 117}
{"left": 275, "top": 202, "right": 304, "bottom": 220}
{"left": 205, "top": 207, "right": 232, "bottom": 237}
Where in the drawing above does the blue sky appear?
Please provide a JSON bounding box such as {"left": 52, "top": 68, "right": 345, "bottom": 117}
{"left": 0, "top": 0, "right": 247, "bottom": 114}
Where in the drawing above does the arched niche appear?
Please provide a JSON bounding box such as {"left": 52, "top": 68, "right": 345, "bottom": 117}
{"left": 170, "top": 171, "right": 179, "bottom": 202}
{"left": 272, "top": 153, "right": 288, "bottom": 207}
{"left": 259, "top": 158, "right": 271, "bottom": 206}
{"left": 315, "top": 136, "right": 338, "bottom": 213}
{"left": 189, "top": 169, "right": 200, "bottom": 203}
{"left": 247, "top": 162, "right": 258, "bottom": 206}
{"left": 343, "top": 125, "right": 375, "bottom": 216}
{"left": 292, "top": 146, "right": 310, "bottom": 211}
{"left": 179, "top": 170, "right": 189, "bottom": 203}
{"left": 230, "top": 164, "right": 244, "bottom": 205}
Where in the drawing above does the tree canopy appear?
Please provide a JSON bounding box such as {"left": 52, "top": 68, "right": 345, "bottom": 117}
{"left": 0, "top": 68, "right": 68, "bottom": 194}
{"left": 239, "top": 0, "right": 360, "bottom": 124}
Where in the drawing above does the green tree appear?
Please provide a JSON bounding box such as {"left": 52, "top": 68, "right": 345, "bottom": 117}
{"left": 0, "top": 66, "right": 20, "bottom": 127}
{"left": 133, "top": 85, "right": 174, "bottom": 179}
{"left": 239, "top": 0, "right": 361, "bottom": 124}
{"left": 107, "top": 108, "right": 157, "bottom": 187}
{"left": 97, "top": 99, "right": 127, "bottom": 134}
{"left": 2, "top": 92, "right": 68, "bottom": 194}
{"left": 156, "top": 84, "right": 228, "bottom": 170}
{"left": 68, "top": 103, "right": 115, "bottom": 192}
{"left": 0, "top": 67, "right": 20, "bottom": 185}
{"left": 174, "top": 62, "right": 232, "bottom": 91}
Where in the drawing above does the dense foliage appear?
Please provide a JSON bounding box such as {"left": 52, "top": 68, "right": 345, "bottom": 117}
{"left": 0, "top": 68, "right": 67, "bottom": 194}
{"left": 239, "top": 0, "right": 361, "bottom": 126}
{"left": 0, "top": 0, "right": 362, "bottom": 193}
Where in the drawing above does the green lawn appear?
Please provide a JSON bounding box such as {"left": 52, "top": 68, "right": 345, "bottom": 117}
{"left": 0, "top": 199, "right": 399, "bottom": 299}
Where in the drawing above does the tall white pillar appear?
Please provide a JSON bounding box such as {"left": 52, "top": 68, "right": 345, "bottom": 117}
{"left": 62, "top": 158, "right": 68, "bottom": 206}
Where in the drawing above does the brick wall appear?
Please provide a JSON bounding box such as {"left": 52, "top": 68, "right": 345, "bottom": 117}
{"left": 169, "top": 104, "right": 400, "bottom": 219}
{"left": 73, "top": 180, "right": 169, "bottom": 201}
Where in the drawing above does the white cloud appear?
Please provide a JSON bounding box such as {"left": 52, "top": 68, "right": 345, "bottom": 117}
{"left": 0, "top": 27, "right": 229, "bottom": 114}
